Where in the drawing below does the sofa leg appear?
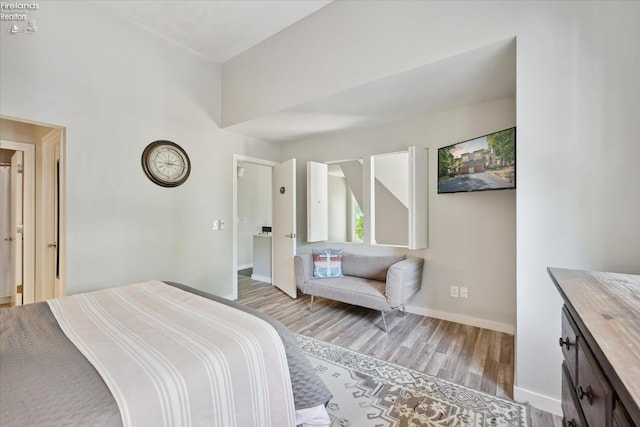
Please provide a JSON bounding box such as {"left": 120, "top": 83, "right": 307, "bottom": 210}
{"left": 381, "top": 311, "right": 388, "bottom": 333}
{"left": 310, "top": 295, "right": 314, "bottom": 313}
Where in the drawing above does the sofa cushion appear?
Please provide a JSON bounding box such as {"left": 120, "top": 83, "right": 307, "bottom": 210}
{"left": 302, "top": 276, "right": 388, "bottom": 311}
{"left": 341, "top": 253, "right": 406, "bottom": 281}
{"left": 312, "top": 249, "right": 344, "bottom": 278}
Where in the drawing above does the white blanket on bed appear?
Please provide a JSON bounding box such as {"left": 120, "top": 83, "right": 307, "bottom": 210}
{"left": 48, "top": 281, "right": 295, "bottom": 427}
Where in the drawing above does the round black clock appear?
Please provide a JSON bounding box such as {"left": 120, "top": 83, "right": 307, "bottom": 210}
{"left": 141, "top": 140, "right": 191, "bottom": 187}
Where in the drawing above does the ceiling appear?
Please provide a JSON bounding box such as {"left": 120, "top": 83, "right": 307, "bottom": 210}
{"left": 102, "top": 1, "right": 333, "bottom": 63}
{"left": 227, "top": 38, "right": 516, "bottom": 143}
{"left": 102, "top": 2, "right": 515, "bottom": 144}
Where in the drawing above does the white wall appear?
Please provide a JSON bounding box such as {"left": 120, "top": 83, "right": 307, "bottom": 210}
{"left": 237, "top": 163, "right": 272, "bottom": 268}
{"left": 0, "top": 2, "right": 280, "bottom": 298}
{"left": 222, "top": 1, "right": 640, "bottom": 412}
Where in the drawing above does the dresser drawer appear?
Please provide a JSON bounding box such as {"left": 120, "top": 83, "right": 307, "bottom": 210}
{"left": 560, "top": 306, "right": 579, "bottom": 384}
{"left": 577, "top": 339, "right": 613, "bottom": 427}
{"left": 613, "top": 401, "right": 632, "bottom": 427}
{"left": 562, "top": 361, "right": 586, "bottom": 427}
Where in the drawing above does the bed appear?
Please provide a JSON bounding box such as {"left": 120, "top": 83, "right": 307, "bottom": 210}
{"left": 0, "top": 280, "right": 332, "bottom": 426}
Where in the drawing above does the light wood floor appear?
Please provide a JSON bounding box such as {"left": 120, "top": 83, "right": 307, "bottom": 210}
{"left": 236, "top": 275, "right": 562, "bottom": 427}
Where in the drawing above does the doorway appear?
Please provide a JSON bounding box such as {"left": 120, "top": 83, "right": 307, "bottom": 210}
{"left": 232, "top": 155, "right": 278, "bottom": 299}
{"left": 236, "top": 160, "right": 273, "bottom": 281}
{"left": 0, "top": 149, "right": 16, "bottom": 306}
{"left": 232, "top": 155, "right": 298, "bottom": 300}
{"left": 0, "top": 141, "right": 34, "bottom": 306}
{"left": 0, "top": 116, "right": 66, "bottom": 305}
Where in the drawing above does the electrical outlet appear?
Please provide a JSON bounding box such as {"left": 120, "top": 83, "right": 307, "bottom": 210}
{"left": 460, "top": 287, "right": 468, "bottom": 298}
{"left": 450, "top": 285, "right": 459, "bottom": 298}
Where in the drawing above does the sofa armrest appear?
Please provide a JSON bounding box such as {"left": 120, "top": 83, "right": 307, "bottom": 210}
{"left": 294, "top": 254, "right": 314, "bottom": 288}
{"left": 385, "top": 257, "right": 424, "bottom": 308}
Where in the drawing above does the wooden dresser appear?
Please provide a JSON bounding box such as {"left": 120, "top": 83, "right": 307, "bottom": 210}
{"left": 549, "top": 268, "right": 640, "bottom": 427}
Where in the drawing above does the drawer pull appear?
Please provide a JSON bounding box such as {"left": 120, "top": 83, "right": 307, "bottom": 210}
{"left": 559, "top": 336, "right": 573, "bottom": 349}
{"left": 578, "top": 385, "right": 594, "bottom": 404}
{"left": 567, "top": 419, "right": 577, "bottom": 427}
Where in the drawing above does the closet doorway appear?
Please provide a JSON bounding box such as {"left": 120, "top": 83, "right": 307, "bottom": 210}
{"left": 0, "top": 117, "right": 66, "bottom": 306}
{"left": 0, "top": 141, "right": 34, "bottom": 306}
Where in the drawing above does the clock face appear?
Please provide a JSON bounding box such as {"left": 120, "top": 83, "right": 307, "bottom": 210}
{"left": 141, "top": 140, "right": 191, "bottom": 187}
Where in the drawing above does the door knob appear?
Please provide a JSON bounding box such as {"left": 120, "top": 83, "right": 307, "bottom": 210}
{"left": 578, "top": 385, "right": 594, "bottom": 404}
{"left": 48, "top": 242, "right": 57, "bottom": 248}
{"left": 285, "top": 233, "right": 297, "bottom": 238}
{"left": 558, "top": 337, "right": 573, "bottom": 349}
{"left": 4, "top": 237, "right": 13, "bottom": 241}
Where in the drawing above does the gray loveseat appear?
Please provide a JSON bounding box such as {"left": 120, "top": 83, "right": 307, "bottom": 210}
{"left": 294, "top": 252, "right": 424, "bottom": 332}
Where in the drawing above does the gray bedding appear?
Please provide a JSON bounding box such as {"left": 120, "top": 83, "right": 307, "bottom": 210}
{"left": 0, "top": 282, "right": 331, "bottom": 426}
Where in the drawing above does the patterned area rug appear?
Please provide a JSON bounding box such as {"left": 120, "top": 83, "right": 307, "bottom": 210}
{"left": 297, "top": 335, "right": 530, "bottom": 427}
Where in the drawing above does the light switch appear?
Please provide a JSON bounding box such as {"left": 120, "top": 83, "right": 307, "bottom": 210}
{"left": 219, "top": 220, "right": 225, "bottom": 230}
{"left": 212, "top": 220, "right": 219, "bottom": 230}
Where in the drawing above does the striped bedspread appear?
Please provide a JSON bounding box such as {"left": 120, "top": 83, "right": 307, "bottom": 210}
{"left": 47, "top": 280, "right": 296, "bottom": 427}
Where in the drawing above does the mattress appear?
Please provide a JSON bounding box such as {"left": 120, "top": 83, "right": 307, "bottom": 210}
{"left": 0, "top": 281, "right": 332, "bottom": 426}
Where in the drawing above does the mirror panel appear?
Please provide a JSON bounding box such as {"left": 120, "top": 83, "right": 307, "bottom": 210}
{"left": 371, "top": 148, "right": 429, "bottom": 249}
{"left": 327, "top": 160, "right": 364, "bottom": 243}
{"left": 307, "top": 161, "right": 328, "bottom": 242}
{"left": 307, "top": 159, "right": 364, "bottom": 244}
{"left": 372, "top": 152, "right": 409, "bottom": 246}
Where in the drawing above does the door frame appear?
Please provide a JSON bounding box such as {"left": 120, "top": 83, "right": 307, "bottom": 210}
{"left": 231, "top": 154, "right": 278, "bottom": 300}
{"left": 0, "top": 140, "right": 35, "bottom": 305}
{"left": 40, "top": 128, "right": 65, "bottom": 299}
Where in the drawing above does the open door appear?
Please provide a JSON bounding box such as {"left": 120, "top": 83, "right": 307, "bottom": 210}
{"left": 272, "top": 159, "right": 297, "bottom": 298}
{"left": 10, "top": 151, "right": 23, "bottom": 306}
{"left": 408, "top": 146, "right": 428, "bottom": 250}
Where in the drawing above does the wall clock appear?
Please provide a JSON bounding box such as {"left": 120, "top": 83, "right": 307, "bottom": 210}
{"left": 141, "top": 140, "right": 191, "bottom": 187}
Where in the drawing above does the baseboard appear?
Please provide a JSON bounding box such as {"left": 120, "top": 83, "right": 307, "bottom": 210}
{"left": 404, "top": 305, "right": 515, "bottom": 335}
{"left": 0, "top": 296, "right": 10, "bottom": 304}
{"left": 237, "top": 263, "right": 252, "bottom": 270}
{"left": 514, "top": 386, "right": 562, "bottom": 415}
{"left": 251, "top": 274, "right": 272, "bottom": 284}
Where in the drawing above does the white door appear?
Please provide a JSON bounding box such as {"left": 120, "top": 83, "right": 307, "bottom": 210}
{"left": 408, "top": 146, "right": 429, "bottom": 250}
{"left": 10, "top": 151, "right": 23, "bottom": 306}
{"left": 272, "top": 159, "right": 297, "bottom": 298}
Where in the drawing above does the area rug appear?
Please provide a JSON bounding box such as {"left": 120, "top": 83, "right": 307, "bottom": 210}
{"left": 296, "top": 334, "right": 530, "bottom": 427}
